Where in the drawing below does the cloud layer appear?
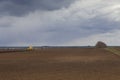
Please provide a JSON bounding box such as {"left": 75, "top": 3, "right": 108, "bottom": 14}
{"left": 0, "top": 0, "right": 74, "bottom": 16}
{"left": 0, "top": 0, "right": 120, "bottom": 46}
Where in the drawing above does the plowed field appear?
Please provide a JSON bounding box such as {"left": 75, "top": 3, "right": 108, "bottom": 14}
{"left": 0, "top": 48, "right": 120, "bottom": 80}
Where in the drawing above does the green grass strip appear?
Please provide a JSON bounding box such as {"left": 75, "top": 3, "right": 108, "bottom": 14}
{"left": 105, "top": 48, "right": 120, "bottom": 56}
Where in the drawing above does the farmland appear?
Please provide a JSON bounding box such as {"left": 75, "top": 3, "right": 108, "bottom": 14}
{"left": 0, "top": 47, "right": 120, "bottom": 80}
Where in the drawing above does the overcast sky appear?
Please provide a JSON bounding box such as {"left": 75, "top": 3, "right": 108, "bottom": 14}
{"left": 0, "top": 0, "right": 120, "bottom": 46}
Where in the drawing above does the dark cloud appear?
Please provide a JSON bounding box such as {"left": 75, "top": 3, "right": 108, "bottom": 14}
{"left": 0, "top": 0, "right": 75, "bottom": 16}
{"left": 81, "top": 17, "right": 120, "bottom": 33}
{"left": 0, "top": 0, "right": 120, "bottom": 46}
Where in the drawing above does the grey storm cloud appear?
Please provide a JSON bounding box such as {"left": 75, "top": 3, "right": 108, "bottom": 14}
{"left": 0, "top": 0, "right": 75, "bottom": 16}
{"left": 0, "top": 0, "right": 120, "bottom": 46}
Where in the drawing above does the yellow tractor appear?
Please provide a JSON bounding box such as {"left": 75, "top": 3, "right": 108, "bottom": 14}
{"left": 27, "top": 45, "right": 33, "bottom": 51}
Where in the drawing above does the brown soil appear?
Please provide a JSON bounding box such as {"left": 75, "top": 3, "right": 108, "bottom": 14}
{"left": 0, "top": 48, "right": 120, "bottom": 80}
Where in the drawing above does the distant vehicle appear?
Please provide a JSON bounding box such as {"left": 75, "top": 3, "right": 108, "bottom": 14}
{"left": 27, "top": 46, "right": 33, "bottom": 51}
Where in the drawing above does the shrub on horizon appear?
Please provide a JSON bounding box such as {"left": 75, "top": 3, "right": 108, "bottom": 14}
{"left": 95, "top": 41, "right": 107, "bottom": 48}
